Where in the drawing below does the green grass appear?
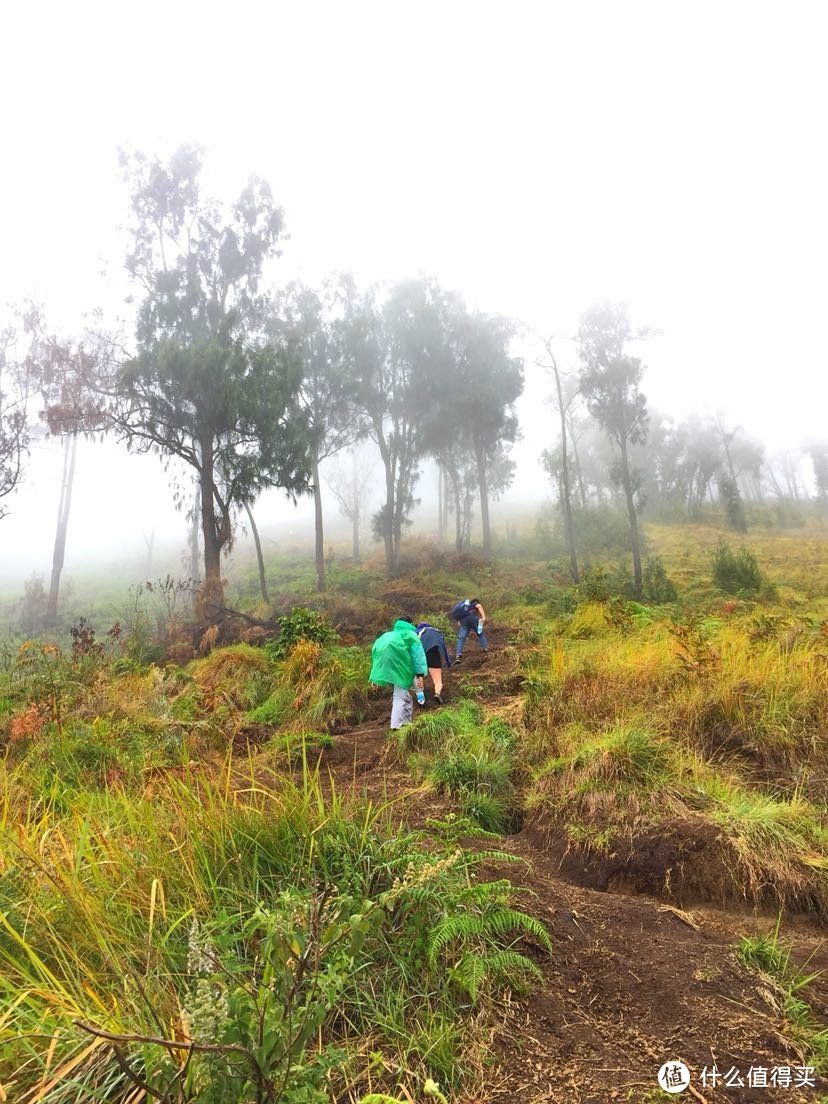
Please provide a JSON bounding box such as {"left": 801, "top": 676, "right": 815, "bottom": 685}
{"left": 0, "top": 764, "right": 549, "bottom": 1102}
{"left": 738, "top": 919, "right": 828, "bottom": 1074}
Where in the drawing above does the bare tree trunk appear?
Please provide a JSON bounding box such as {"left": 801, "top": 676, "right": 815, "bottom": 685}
{"left": 376, "top": 429, "right": 397, "bottom": 575}
{"left": 462, "top": 484, "right": 473, "bottom": 549}
{"left": 767, "top": 467, "right": 785, "bottom": 499}
{"left": 352, "top": 513, "right": 360, "bottom": 561}
{"left": 567, "top": 413, "right": 588, "bottom": 508}
{"left": 437, "top": 462, "right": 444, "bottom": 544}
{"left": 312, "top": 451, "right": 326, "bottom": 592}
{"left": 442, "top": 465, "right": 451, "bottom": 540}
{"left": 243, "top": 499, "right": 269, "bottom": 604}
{"left": 350, "top": 449, "right": 361, "bottom": 561}
{"left": 46, "top": 433, "right": 78, "bottom": 627}
{"left": 143, "top": 527, "right": 155, "bottom": 580}
{"left": 475, "top": 442, "right": 491, "bottom": 554}
{"left": 451, "top": 473, "right": 463, "bottom": 553}
{"left": 199, "top": 436, "right": 224, "bottom": 615}
{"left": 620, "top": 440, "right": 643, "bottom": 597}
{"left": 551, "top": 357, "right": 579, "bottom": 583}
{"left": 190, "top": 482, "right": 201, "bottom": 582}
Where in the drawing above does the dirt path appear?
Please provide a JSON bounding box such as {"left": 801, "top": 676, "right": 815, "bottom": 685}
{"left": 296, "top": 625, "right": 828, "bottom": 1103}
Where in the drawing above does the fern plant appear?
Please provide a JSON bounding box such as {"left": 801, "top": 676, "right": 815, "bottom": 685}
{"left": 428, "top": 903, "right": 551, "bottom": 1002}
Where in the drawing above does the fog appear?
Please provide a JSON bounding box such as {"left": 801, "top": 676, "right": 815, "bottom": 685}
{"left": 2, "top": 0, "right": 827, "bottom": 585}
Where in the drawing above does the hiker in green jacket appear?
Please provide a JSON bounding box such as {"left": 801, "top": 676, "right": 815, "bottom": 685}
{"left": 370, "top": 618, "right": 428, "bottom": 730}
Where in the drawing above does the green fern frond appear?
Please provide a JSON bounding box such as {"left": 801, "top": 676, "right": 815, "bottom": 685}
{"left": 483, "top": 907, "right": 553, "bottom": 953}
{"left": 428, "top": 914, "right": 487, "bottom": 963}
{"left": 461, "top": 849, "right": 527, "bottom": 866}
{"left": 458, "top": 879, "right": 513, "bottom": 905}
{"left": 452, "top": 952, "right": 487, "bottom": 1002}
{"left": 486, "top": 948, "right": 545, "bottom": 986}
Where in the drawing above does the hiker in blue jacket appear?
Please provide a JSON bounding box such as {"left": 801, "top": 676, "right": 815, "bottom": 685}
{"left": 451, "top": 597, "right": 488, "bottom": 661}
{"left": 416, "top": 621, "right": 453, "bottom": 704}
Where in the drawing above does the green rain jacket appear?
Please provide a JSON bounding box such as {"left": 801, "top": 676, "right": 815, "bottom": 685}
{"left": 370, "top": 620, "right": 428, "bottom": 687}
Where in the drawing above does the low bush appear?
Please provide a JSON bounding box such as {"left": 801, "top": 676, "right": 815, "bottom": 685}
{"left": 712, "top": 541, "right": 765, "bottom": 596}
{"left": 266, "top": 607, "right": 339, "bottom": 661}
{"left": 641, "top": 555, "right": 678, "bottom": 603}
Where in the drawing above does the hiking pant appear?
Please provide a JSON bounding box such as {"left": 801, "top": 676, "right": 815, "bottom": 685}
{"left": 390, "top": 684, "right": 413, "bottom": 729}
{"left": 456, "top": 618, "right": 488, "bottom": 657}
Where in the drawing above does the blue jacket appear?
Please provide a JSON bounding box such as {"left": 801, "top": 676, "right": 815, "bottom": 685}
{"left": 417, "top": 624, "right": 453, "bottom": 667}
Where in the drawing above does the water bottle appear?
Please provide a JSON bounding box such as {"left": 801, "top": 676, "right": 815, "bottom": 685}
{"left": 415, "top": 688, "right": 426, "bottom": 706}
{"left": 476, "top": 621, "right": 483, "bottom": 636}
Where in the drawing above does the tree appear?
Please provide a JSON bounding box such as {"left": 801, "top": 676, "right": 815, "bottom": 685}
{"left": 242, "top": 499, "right": 269, "bottom": 604}
{"left": 113, "top": 146, "right": 310, "bottom": 615}
{"left": 0, "top": 324, "right": 32, "bottom": 521}
{"left": 272, "top": 282, "right": 357, "bottom": 591}
{"left": 451, "top": 311, "right": 523, "bottom": 554}
{"left": 438, "top": 443, "right": 478, "bottom": 552}
{"left": 578, "top": 302, "right": 649, "bottom": 595}
{"left": 324, "top": 446, "right": 375, "bottom": 562}
{"left": 805, "top": 441, "right": 828, "bottom": 502}
{"left": 538, "top": 338, "right": 579, "bottom": 581}
{"left": 23, "top": 317, "right": 108, "bottom": 626}
{"left": 717, "top": 472, "right": 747, "bottom": 531}
{"left": 344, "top": 277, "right": 451, "bottom": 575}
{"left": 419, "top": 300, "right": 522, "bottom": 554}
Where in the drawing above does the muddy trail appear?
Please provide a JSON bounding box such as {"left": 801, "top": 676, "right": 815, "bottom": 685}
{"left": 281, "top": 624, "right": 828, "bottom": 1103}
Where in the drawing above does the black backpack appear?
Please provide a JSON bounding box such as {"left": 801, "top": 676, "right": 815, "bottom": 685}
{"left": 451, "top": 599, "right": 471, "bottom": 620}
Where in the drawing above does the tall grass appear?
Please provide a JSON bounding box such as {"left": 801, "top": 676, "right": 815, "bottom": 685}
{"left": 0, "top": 761, "right": 548, "bottom": 1102}
{"left": 398, "top": 704, "right": 520, "bottom": 833}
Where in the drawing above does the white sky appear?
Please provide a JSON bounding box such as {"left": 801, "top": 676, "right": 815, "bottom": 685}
{"left": 2, "top": 0, "right": 827, "bottom": 579}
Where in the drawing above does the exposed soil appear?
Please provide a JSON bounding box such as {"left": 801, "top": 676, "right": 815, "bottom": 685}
{"left": 273, "top": 621, "right": 828, "bottom": 1102}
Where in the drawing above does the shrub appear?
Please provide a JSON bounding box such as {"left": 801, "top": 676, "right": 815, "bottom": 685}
{"left": 266, "top": 607, "right": 339, "bottom": 660}
{"left": 485, "top": 716, "right": 517, "bottom": 750}
{"left": 712, "top": 542, "right": 764, "bottom": 595}
{"left": 577, "top": 565, "right": 612, "bottom": 603}
{"left": 641, "top": 556, "right": 678, "bottom": 603}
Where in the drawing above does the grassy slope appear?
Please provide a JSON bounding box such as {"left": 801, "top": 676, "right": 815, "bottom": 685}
{"left": 1, "top": 519, "right": 827, "bottom": 1101}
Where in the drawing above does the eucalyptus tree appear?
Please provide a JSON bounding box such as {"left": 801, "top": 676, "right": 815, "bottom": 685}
{"left": 451, "top": 310, "right": 523, "bottom": 553}
{"left": 419, "top": 301, "right": 522, "bottom": 555}
{"left": 113, "top": 146, "right": 310, "bottom": 614}
{"left": 271, "top": 281, "right": 357, "bottom": 591}
{"left": 22, "top": 314, "right": 109, "bottom": 625}
{"left": 324, "top": 446, "right": 375, "bottom": 562}
{"left": 538, "top": 338, "right": 579, "bottom": 581}
{"left": 577, "top": 301, "right": 649, "bottom": 595}
{"left": 342, "top": 276, "right": 453, "bottom": 575}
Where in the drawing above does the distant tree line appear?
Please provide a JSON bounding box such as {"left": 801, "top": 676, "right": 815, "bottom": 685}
{"left": 540, "top": 306, "right": 828, "bottom": 595}
{"left": 1, "top": 146, "right": 826, "bottom": 618}
{"left": 0, "top": 146, "right": 524, "bottom": 617}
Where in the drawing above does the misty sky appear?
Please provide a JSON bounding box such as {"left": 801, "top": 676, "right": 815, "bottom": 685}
{"left": 2, "top": 0, "right": 827, "bottom": 577}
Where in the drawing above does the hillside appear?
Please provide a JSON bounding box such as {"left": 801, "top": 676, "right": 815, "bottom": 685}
{"left": 0, "top": 524, "right": 826, "bottom": 1103}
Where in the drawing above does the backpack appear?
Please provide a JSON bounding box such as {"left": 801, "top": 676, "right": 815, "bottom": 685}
{"left": 451, "top": 599, "right": 472, "bottom": 620}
